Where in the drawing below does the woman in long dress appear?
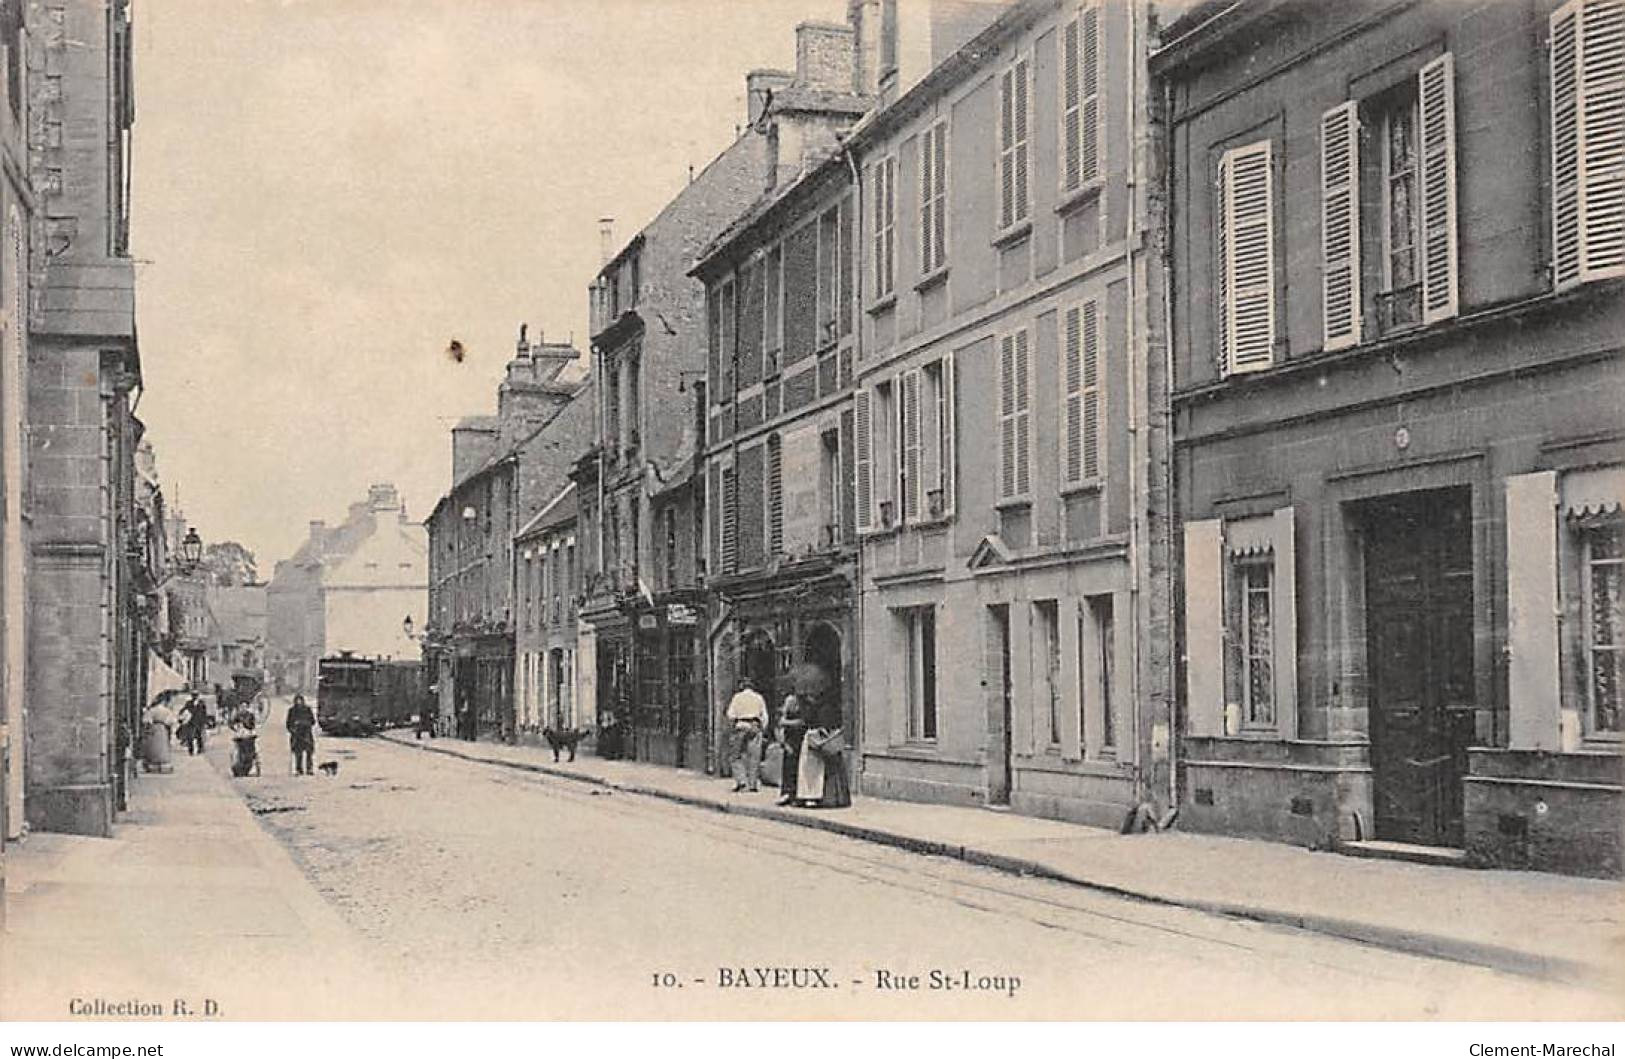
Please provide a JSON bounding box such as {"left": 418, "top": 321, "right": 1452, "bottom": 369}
{"left": 796, "top": 693, "right": 851, "bottom": 809}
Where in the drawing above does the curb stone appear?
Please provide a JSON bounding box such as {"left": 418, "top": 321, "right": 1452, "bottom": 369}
{"left": 384, "top": 733, "right": 1603, "bottom": 987}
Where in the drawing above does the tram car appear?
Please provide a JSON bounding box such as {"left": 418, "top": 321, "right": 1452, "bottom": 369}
{"left": 316, "top": 653, "right": 428, "bottom": 736}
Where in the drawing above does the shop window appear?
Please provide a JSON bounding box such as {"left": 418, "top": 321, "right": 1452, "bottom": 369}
{"left": 1088, "top": 595, "right": 1115, "bottom": 753}
{"left": 1228, "top": 559, "right": 1276, "bottom": 729}
{"left": 1582, "top": 520, "right": 1623, "bottom": 736}
{"left": 1036, "top": 600, "right": 1060, "bottom": 746}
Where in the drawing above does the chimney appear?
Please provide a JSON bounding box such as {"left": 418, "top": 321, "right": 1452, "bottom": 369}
{"left": 598, "top": 218, "right": 616, "bottom": 265}
{"left": 746, "top": 68, "right": 794, "bottom": 126}
{"left": 367, "top": 483, "right": 401, "bottom": 512}
{"left": 308, "top": 520, "right": 326, "bottom": 541}
{"left": 516, "top": 322, "right": 530, "bottom": 356}
{"left": 795, "top": 21, "right": 855, "bottom": 94}
{"left": 849, "top": 0, "right": 881, "bottom": 96}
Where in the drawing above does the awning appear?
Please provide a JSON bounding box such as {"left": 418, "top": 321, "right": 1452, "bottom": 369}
{"left": 148, "top": 652, "right": 189, "bottom": 703}
{"left": 1563, "top": 465, "right": 1624, "bottom": 520}
{"left": 1226, "top": 515, "right": 1276, "bottom": 558}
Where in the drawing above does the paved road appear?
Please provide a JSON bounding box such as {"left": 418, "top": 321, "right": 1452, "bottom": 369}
{"left": 233, "top": 711, "right": 1617, "bottom": 1019}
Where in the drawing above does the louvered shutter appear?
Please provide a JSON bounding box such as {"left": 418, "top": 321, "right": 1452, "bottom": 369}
{"left": 885, "top": 159, "right": 897, "bottom": 291}
{"left": 721, "top": 467, "right": 738, "bottom": 574}
{"left": 998, "top": 333, "right": 1017, "bottom": 499}
{"left": 1081, "top": 6, "right": 1100, "bottom": 185}
{"left": 872, "top": 163, "right": 888, "bottom": 299}
{"left": 1000, "top": 68, "right": 1016, "bottom": 229}
{"left": 1063, "top": 305, "right": 1083, "bottom": 486}
{"left": 1321, "top": 101, "right": 1362, "bottom": 350}
{"left": 1062, "top": 16, "right": 1081, "bottom": 191}
{"left": 921, "top": 128, "right": 935, "bottom": 275}
{"left": 1223, "top": 141, "right": 1275, "bottom": 373}
{"left": 1081, "top": 299, "right": 1101, "bottom": 481}
{"left": 1014, "top": 57, "right": 1031, "bottom": 223}
{"left": 1216, "top": 154, "right": 1231, "bottom": 375}
{"left": 1551, "top": 0, "right": 1625, "bottom": 290}
{"left": 933, "top": 126, "right": 947, "bottom": 268}
{"left": 854, "top": 388, "right": 874, "bottom": 531}
{"left": 901, "top": 369, "right": 923, "bottom": 522}
{"left": 1418, "top": 54, "right": 1459, "bottom": 323}
{"left": 1014, "top": 327, "right": 1032, "bottom": 496}
{"left": 767, "top": 434, "right": 783, "bottom": 556}
{"left": 940, "top": 351, "right": 956, "bottom": 517}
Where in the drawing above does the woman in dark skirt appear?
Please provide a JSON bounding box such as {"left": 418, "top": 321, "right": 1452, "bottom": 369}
{"left": 775, "top": 694, "right": 807, "bottom": 806}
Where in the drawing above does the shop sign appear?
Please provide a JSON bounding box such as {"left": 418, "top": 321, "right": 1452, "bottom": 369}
{"left": 667, "top": 603, "right": 698, "bottom": 626}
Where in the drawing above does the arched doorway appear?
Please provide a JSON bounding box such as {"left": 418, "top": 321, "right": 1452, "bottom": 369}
{"left": 802, "top": 622, "right": 844, "bottom": 728}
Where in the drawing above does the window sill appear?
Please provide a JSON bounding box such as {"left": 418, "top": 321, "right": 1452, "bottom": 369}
{"left": 913, "top": 266, "right": 950, "bottom": 293}
{"left": 991, "top": 219, "right": 1032, "bottom": 249}
{"left": 907, "top": 513, "right": 955, "bottom": 530}
{"left": 865, "top": 292, "right": 898, "bottom": 317}
{"left": 994, "top": 496, "right": 1033, "bottom": 512}
{"left": 1054, "top": 178, "right": 1104, "bottom": 216}
{"left": 1061, "top": 478, "right": 1103, "bottom": 499}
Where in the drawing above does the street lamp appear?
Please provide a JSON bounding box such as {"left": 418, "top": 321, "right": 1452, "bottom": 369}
{"left": 179, "top": 528, "right": 203, "bottom": 572}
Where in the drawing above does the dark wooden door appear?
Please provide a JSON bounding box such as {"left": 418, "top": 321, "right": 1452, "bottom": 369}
{"left": 1364, "top": 488, "right": 1475, "bottom": 847}
{"left": 987, "top": 606, "right": 1013, "bottom": 806}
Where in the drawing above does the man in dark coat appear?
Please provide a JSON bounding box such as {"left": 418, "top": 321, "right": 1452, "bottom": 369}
{"left": 286, "top": 694, "right": 316, "bottom": 775}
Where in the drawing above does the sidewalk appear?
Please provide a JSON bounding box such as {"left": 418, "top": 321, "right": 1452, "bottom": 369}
{"left": 1, "top": 741, "right": 385, "bottom": 1020}
{"left": 387, "top": 731, "right": 1625, "bottom": 992}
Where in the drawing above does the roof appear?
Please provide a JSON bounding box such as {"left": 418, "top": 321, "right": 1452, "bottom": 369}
{"left": 516, "top": 482, "right": 578, "bottom": 541}
{"left": 692, "top": 147, "right": 850, "bottom": 279}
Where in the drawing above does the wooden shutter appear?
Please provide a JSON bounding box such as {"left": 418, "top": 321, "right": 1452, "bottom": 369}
{"left": 721, "top": 467, "right": 738, "bottom": 574}
{"left": 1081, "top": 300, "right": 1101, "bottom": 481}
{"left": 1320, "top": 101, "right": 1362, "bottom": 351}
{"left": 940, "top": 351, "right": 956, "bottom": 517}
{"left": 1014, "top": 327, "right": 1032, "bottom": 496}
{"left": 1222, "top": 141, "right": 1275, "bottom": 373}
{"left": 1063, "top": 305, "right": 1082, "bottom": 485}
{"left": 1216, "top": 154, "right": 1231, "bottom": 375}
{"left": 1418, "top": 53, "right": 1459, "bottom": 323}
{"left": 1506, "top": 471, "right": 1562, "bottom": 749}
{"left": 1183, "top": 519, "right": 1225, "bottom": 738}
{"left": 921, "top": 127, "right": 936, "bottom": 274}
{"left": 884, "top": 158, "right": 897, "bottom": 294}
{"left": 854, "top": 388, "right": 874, "bottom": 532}
{"left": 1552, "top": 0, "right": 1625, "bottom": 290}
{"left": 933, "top": 125, "right": 948, "bottom": 269}
{"left": 872, "top": 162, "right": 890, "bottom": 299}
{"left": 901, "top": 369, "right": 923, "bottom": 522}
{"left": 1081, "top": 6, "right": 1100, "bottom": 186}
{"left": 1062, "top": 15, "right": 1081, "bottom": 192}
{"left": 767, "top": 434, "right": 783, "bottom": 556}
{"left": 1000, "top": 67, "right": 1016, "bottom": 229}
{"left": 1014, "top": 57, "right": 1031, "bottom": 223}
{"left": 998, "top": 332, "right": 1017, "bottom": 498}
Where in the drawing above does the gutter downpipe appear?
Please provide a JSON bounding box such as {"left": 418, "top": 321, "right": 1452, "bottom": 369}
{"left": 843, "top": 138, "right": 865, "bottom": 789}
{"left": 1160, "top": 67, "right": 1180, "bottom": 816}
{"left": 1123, "top": 0, "right": 1147, "bottom": 811}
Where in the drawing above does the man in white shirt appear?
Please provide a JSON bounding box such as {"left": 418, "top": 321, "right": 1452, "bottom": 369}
{"left": 725, "top": 676, "right": 768, "bottom": 792}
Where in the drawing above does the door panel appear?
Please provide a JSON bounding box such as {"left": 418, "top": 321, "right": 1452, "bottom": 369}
{"left": 1365, "top": 488, "right": 1473, "bottom": 847}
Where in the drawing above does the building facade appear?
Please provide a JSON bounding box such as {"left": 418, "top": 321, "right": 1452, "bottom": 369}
{"left": 424, "top": 335, "right": 587, "bottom": 741}
{"left": 576, "top": 23, "right": 871, "bottom": 771}
{"left": 696, "top": 151, "right": 861, "bottom": 782}
{"left": 267, "top": 483, "right": 424, "bottom": 693}
{"left": 848, "top": 0, "right": 1172, "bottom": 829}
{"left": 514, "top": 483, "right": 584, "bottom": 741}
{"left": 23, "top": 0, "right": 143, "bottom": 836}
{"left": 1157, "top": 0, "right": 1623, "bottom": 875}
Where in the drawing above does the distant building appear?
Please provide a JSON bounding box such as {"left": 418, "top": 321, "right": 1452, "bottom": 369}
{"left": 575, "top": 18, "right": 874, "bottom": 772}
{"left": 203, "top": 584, "right": 268, "bottom": 689}
{"left": 424, "top": 331, "right": 589, "bottom": 741}
{"left": 266, "top": 484, "right": 426, "bottom": 694}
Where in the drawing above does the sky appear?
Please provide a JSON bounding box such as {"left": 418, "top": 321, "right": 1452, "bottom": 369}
{"left": 131, "top": 0, "right": 845, "bottom": 573}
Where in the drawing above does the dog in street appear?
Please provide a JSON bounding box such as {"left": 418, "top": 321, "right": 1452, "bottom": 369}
{"left": 317, "top": 761, "right": 340, "bottom": 776}
{"left": 542, "top": 727, "right": 589, "bottom": 762}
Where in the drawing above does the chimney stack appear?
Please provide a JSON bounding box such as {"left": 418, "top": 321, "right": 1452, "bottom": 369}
{"left": 795, "top": 21, "right": 856, "bottom": 94}
{"left": 308, "top": 520, "right": 326, "bottom": 541}
{"left": 746, "top": 68, "right": 794, "bottom": 126}
{"left": 598, "top": 217, "right": 616, "bottom": 265}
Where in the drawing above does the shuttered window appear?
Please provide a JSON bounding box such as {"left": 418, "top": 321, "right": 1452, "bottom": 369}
{"left": 1418, "top": 54, "right": 1458, "bottom": 323}
{"left": 998, "top": 57, "right": 1031, "bottom": 231}
{"left": 1320, "top": 101, "right": 1362, "bottom": 350}
{"left": 920, "top": 120, "right": 948, "bottom": 275}
{"left": 872, "top": 156, "right": 897, "bottom": 300}
{"left": 936, "top": 352, "right": 955, "bottom": 517}
{"left": 718, "top": 277, "right": 737, "bottom": 397}
{"left": 1061, "top": 4, "right": 1101, "bottom": 193}
{"left": 901, "top": 369, "right": 922, "bottom": 522}
{"left": 766, "top": 434, "right": 783, "bottom": 556}
{"left": 764, "top": 245, "right": 783, "bottom": 374}
{"left": 1062, "top": 299, "right": 1102, "bottom": 488}
{"left": 1552, "top": 0, "right": 1625, "bottom": 290}
{"left": 721, "top": 467, "right": 738, "bottom": 574}
{"left": 998, "top": 328, "right": 1032, "bottom": 500}
{"left": 1218, "top": 140, "right": 1276, "bottom": 374}
{"left": 854, "top": 388, "right": 874, "bottom": 532}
